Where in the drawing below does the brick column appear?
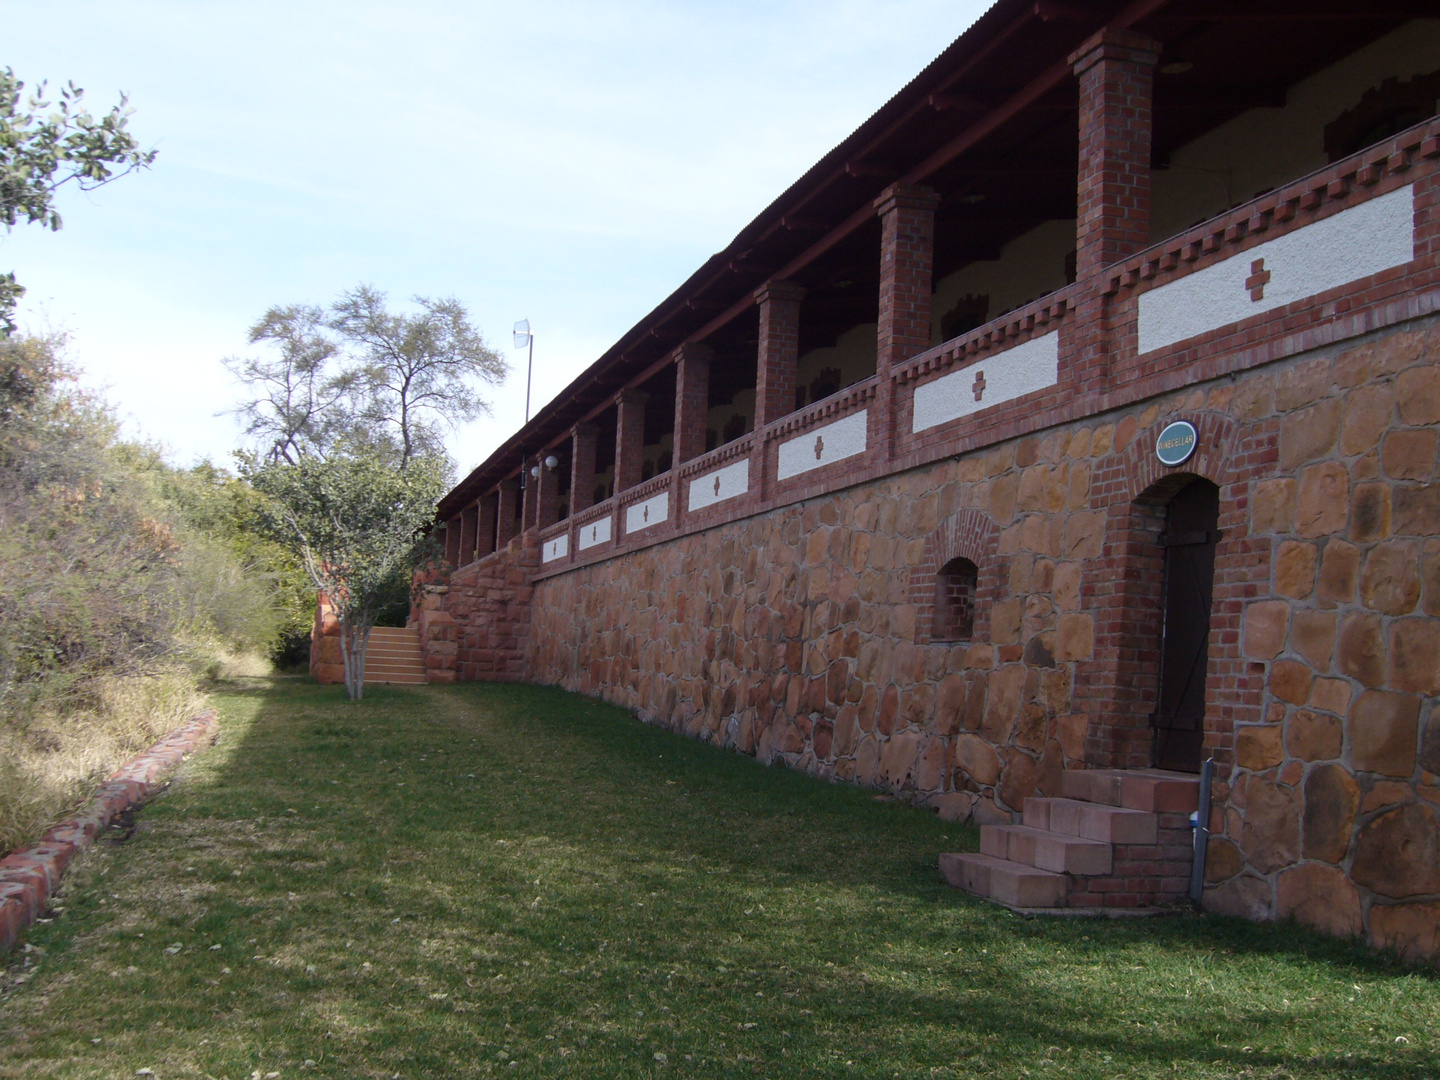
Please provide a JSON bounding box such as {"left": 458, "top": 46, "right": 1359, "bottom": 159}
{"left": 497, "top": 479, "right": 520, "bottom": 547}
{"left": 570, "top": 422, "right": 599, "bottom": 514}
{"left": 671, "top": 343, "right": 713, "bottom": 466}
{"left": 614, "top": 388, "right": 647, "bottom": 494}
{"left": 459, "top": 504, "right": 477, "bottom": 565}
{"left": 1070, "top": 29, "right": 1161, "bottom": 280}
{"left": 444, "top": 516, "right": 461, "bottom": 567}
{"left": 536, "top": 452, "right": 561, "bottom": 529}
{"left": 521, "top": 456, "right": 543, "bottom": 533}
{"left": 875, "top": 183, "right": 939, "bottom": 373}
{"left": 754, "top": 280, "right": 804, "bottom": 428}
{"left": 477, "top": 491, "right": 498, "bottom": 558}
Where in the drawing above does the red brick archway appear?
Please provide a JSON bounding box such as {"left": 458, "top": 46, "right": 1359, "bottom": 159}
{"left": 911, "top": 507, "right": 999, "bottom": 645}
{"left": 1078, "top": 412, "right": 1245, "bottom": 769}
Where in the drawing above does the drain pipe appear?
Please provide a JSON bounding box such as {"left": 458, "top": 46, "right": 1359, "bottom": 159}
{"left": 1189, "top": 757, "right": 1215, "bottom": 906}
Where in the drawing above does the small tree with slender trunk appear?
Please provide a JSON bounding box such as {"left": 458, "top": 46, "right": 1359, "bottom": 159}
{"left": 245, "top": 448, "right": 445, "bottom": 700}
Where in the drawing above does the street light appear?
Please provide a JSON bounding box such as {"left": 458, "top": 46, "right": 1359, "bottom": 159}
{"left": 513, "top": 318, "right": 535, "bottom": 423}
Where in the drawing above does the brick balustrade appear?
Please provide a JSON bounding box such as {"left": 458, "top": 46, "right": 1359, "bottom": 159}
{"left": 504, "top": 118, "right": 1440, "bottom": 588}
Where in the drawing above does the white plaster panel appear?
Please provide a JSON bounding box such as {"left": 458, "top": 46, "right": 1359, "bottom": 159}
{"left": 911, "top": 331, "right": 1059, "bottom": 434}
{"left": 687, "top": 458, "right": 750, "bottom": 512}
{"left": 777, "top": 409, "right": 868, "bottom": 481}
{"left": 541, "top": 533, "right": 569, "bottom": 564}
{"left": 1138, "top": 184, "right": 1415, "bottom": 354}
{"left": 625, "top": 491, "right": 669, "bottom": 535}
{"left": 577, "top": 515, "right": 612, "bottom": 551}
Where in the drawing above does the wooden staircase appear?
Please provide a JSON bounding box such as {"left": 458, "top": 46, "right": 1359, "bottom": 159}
{"left": 362, "top": 626, "right": 428, "bottom": 685}
{"left": 941, "top": 769, "right": 1200, "bottom": 912}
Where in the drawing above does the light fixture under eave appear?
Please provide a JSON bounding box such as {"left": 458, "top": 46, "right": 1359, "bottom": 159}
{"left": 530, "top": 465, "right": 540, "bottom": 478}
{"left": 1159, "top": 61, "right": 1194, "bottom": 75}
{"left": 544, "top": 455, "right": 559, "bottom": 469}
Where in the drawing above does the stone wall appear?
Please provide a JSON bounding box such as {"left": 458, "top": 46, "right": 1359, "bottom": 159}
{"left": 486, "top": 318, "right": 1440, "bottom": 962}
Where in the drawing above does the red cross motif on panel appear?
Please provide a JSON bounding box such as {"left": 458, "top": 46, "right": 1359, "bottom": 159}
{"left": 1245, "top": 257, "right": 1271, "bottom": 301}
{"left": 813, "top": 434, "right": 825, "bottom": 460}
{"left": 972, "top": 369, "right": 986, "bottom": 402}
{"left": 713, "top": 475, "right": 722, "bottom": 496}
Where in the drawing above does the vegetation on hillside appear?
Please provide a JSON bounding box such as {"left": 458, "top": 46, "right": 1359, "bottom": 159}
{"left": 0, "top": 334, "right": 306, "bottom": 852}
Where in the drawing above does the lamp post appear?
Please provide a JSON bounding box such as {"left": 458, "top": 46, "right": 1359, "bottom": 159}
{"left": 513, "top": 318, "right": 535, "bottom": 423}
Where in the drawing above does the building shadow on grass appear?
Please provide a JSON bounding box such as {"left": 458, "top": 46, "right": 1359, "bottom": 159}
{"left": 193, "top": 675, "right": 1435, "bottom": 1079}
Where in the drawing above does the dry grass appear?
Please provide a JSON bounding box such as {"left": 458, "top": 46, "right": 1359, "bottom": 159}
{"left": 0, "top": 669, "right": 208, "bottom": 854}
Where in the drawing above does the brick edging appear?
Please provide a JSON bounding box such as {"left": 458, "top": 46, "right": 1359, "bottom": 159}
{"left": 0, "top": 709, "right": 221, "bottom": 954}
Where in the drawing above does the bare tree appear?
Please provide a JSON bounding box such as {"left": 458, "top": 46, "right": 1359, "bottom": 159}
{"left": 329, "top": 285, "right": 508, "bottom": 467}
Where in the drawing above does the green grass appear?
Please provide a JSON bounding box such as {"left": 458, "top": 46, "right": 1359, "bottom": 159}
{"left": 1, "top": 679, "right": 1435, "bottom": 1079}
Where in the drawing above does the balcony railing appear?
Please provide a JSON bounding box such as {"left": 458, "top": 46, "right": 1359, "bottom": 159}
{"left": 516, "top": 114, "right": 1440, "bottom": 579}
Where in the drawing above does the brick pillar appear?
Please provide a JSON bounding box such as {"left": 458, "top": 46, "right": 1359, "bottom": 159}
{"left": 536, "top": 452, "right": 561, "bottom": 529}
{"left": 570, "top": 422, "right": 599, "bottom": 514}
{"left": 875, "top": 183, "right": 939, "bottom": 373}
{"left": 444, "top": 516, "right": 461, "bottom": 567}
{"left": 614, "top": 388, "right": 647, "bottom": 494}
{"left": 520, "top": 456, "right": 539, "bottom": 532}
{"left": 1070, "top": 29, "right": 1161, "bottom": 280}
{"left": 497, "top": 479, "right": 520, "bottom": 547}
{"left": 459, "top": 504, "right": 477, "bottom": 565}
{"left": 754, "top": 280, "right": 804, "bottom": 428}
{"left": 671, "top": 343, "right": 713, "bottom": 466}
{"left": 477, "top": 491, "right": 498, "bottom": 558}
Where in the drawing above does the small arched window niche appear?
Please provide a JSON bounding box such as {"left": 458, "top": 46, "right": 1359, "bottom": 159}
{"left": 932, "top": 557, "right": 979, "bottom": 642}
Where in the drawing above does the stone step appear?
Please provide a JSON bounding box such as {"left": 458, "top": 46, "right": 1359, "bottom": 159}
{"left": 940, "top": 852, "right": 1068, "bottom": 909}
{"left": 980, "top": 824, "right": 1113, "bottom": 875}
{"left": 1061, "top": 769, "right": 1199, "bottom": 813}
{"left": 1023, "top": 797, "right": 1159, "bottom": 844}
{"left": 365, "top": 673, "right": 427, "bottom": 684}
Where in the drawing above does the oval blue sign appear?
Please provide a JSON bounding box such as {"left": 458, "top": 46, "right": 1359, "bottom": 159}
{"left": 1156, "top": 420, "right": 1198, "bottom": 467}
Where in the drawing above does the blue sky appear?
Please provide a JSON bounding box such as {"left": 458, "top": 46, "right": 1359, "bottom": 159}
{"left": 5, "top": 0, "right": 987, "bottom": 474}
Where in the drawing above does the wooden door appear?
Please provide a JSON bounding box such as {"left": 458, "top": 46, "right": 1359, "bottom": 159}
{"left": 1152, "top": 480, "right": 1219, "bottom": 774}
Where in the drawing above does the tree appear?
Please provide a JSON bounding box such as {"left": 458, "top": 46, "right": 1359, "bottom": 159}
{"left": 330, "top": 285, "right": 508, "bottom": 466}
{"left": 0, "top": 70, "right": 156, "bottom": 334}
{"left": 222, "top": 305, "right": 353, "bottom": 464}
{"left": 245, "top": 448, "right": 446, "bottom": 700}
{"left": 227, "top": 286, "right": 508, "bottom": 469}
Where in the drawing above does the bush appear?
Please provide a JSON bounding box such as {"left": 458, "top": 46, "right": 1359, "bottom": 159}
{"left": 0, "top": 334, "right": 309, "bottom": 851}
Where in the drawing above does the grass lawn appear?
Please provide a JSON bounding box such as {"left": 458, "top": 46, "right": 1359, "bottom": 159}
{"left": 0, "top": 679, "right": 1435, "bottom": 1079}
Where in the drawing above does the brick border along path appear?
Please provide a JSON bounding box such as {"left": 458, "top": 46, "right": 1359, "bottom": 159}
{"left": 0, "top": 710, "right": 220, "bottom": 953}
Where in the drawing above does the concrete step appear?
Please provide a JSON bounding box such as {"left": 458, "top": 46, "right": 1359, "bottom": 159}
{"left": 1061, "top": 769, "right": 1199, "bottom": 813}
{"left": 940, "top": 852, "right": 1068, "bottom": 908}
{"left": 980, "top": 824, "right": 1113, "bottom": 875}
{"left": 1024, "top": 797, "right": 1159, "bottom": 844}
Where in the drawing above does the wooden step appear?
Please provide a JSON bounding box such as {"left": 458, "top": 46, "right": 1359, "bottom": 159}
{"left": 1023, "top": 797, "right": 1159, "bottom": 844}
{"left": 940, "top": 852, "right": 1068, "bottom": 908}
{"left": 980, "top": 824, "right": 1112, "bottom": 875}
{"left": 362, "top": 626, "right": 427, "bottom": 684}
{"left": 1060, "top": 769, "right": 1199, "bottom": 813}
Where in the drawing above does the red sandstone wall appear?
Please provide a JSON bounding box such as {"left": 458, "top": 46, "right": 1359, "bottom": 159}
{"left": 445, "top": 533, "right": 539, "bottom": 681}
{"left": 497, "top": 319, "right": 1440, "bottom": 962}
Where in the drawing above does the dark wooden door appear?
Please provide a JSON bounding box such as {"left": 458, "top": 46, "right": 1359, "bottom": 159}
{"left": 1152, "top": 480, "right": 1219, "bottom": 773}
